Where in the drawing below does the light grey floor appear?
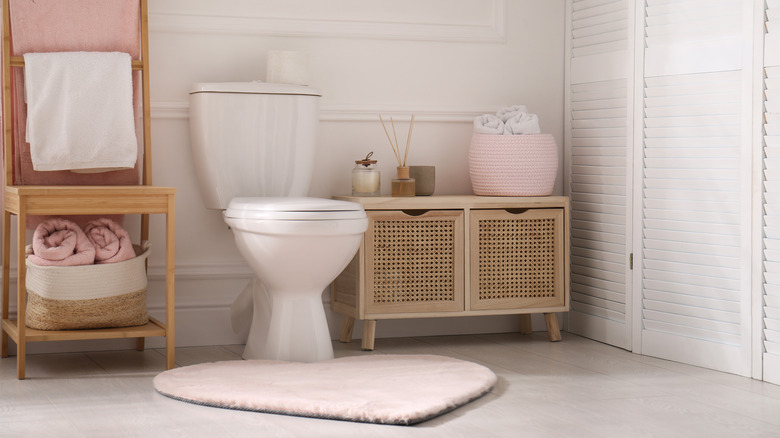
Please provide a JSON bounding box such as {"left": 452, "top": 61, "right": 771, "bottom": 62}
{"left": 1, "top": 332, "right": 780, "bottom": 438}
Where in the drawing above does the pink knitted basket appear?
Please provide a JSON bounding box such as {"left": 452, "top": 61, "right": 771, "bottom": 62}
{"left": 468, "top": 133, "right": 558, "bottom": 196}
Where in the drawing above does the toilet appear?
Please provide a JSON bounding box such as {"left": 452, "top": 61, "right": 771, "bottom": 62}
{"left": 189, "top": 82, "right": 368, "bottom": 362}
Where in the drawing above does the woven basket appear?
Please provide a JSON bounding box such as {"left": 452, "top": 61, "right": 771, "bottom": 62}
{"left": 24, "top": 241, "right": 151, "bottom": 330}
{"left": 468, "top": 133, "right": 558, "bottom": 196}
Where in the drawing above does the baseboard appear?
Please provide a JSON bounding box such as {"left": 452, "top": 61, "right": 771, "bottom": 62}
{"left": 2, "top": 266, "right": 558, "bottom": 355}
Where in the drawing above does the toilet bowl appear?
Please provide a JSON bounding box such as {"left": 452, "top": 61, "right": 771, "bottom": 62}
{"left": 223, "top": 197, "right": 367, "bottom": 362}
{"left": 188, "top": 82, "right": 367, "bottom": 362}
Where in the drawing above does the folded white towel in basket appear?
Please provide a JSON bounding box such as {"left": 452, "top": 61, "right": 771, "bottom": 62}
{"left": 496, "top": 104, "right": 529, "bottom": 122}
{"left": 473, "top": 114, "right": 505, "bottom": 135}
{"left": 503, "top": 112, "right": 541, "bottom": 135}
{"left": 23, "top": 51, "right": 138, "bottom": 172}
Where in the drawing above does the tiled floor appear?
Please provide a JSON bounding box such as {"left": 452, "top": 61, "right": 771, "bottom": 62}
{"left": 1, "top": 332, "right": 780, "bottom": 437}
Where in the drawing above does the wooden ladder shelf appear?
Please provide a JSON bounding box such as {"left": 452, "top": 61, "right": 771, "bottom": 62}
{"left": 1, "top": 0, "right": 176, "bottom": 379}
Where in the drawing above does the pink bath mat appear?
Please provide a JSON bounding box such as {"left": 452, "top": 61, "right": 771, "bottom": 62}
{"left": 153, "top": 354, "right": 497, "bottom": 425}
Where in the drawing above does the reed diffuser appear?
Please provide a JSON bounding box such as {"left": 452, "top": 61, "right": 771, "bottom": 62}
{"left": 379, "top": 114, "right": 416, "bottom": 197}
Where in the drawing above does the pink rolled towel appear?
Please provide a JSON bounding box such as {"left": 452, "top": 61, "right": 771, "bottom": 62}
{"left": 29, "top": 218, "right": 96, "bottom": 266}
{"left": 83, "top": 218, "right": 136, "bottom": 264}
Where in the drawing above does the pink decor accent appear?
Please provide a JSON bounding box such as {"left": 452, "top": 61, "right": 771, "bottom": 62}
{"left": 1, "top": 0, "right": 143, "bottom": 227}
{"left": 28, "top": 218, "right": 96, "bottom": 266}
{"left": 83, "top": 218, "right": 136, "bottom": 264}
{"left": 468, "top": 133, "right": 558, "bottom": 196}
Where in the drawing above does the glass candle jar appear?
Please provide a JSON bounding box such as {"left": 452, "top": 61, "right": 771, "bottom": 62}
{"left": 352, "top": 153, "right": 380, "bottom": 196}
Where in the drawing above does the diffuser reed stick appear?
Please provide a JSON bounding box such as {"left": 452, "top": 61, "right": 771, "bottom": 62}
{"left": 403, "top": 114, "right": 415, "bottom": 167}
{"left": 379, "top": 115, "right": 401, "bottom": 165}
{"left": 391, "top": 117, "right": 400, "bottom": 162}
{"left": 378, "top": 114, "right": 415, "bottom": 167}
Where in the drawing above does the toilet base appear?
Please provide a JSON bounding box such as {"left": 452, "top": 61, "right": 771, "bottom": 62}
{"left": 238, "top": 278, "right": 334, "bottom": 362}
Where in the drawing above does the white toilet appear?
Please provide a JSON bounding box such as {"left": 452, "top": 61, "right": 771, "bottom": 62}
{"left": 189, "top": 82, "right": 368, "bottom": 362}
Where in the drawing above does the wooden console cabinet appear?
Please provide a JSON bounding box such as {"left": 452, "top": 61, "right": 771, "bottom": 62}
{"left": 331, "top": 195, "right": 570, "bottom": 350}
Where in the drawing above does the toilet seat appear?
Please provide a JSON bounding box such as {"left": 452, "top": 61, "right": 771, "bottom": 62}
{"left": 225, "top": 197, "right": 366, "bottom": 221}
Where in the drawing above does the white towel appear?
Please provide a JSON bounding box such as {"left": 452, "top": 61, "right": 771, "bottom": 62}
{"left": 503, "top": 112, "right": 541, "bottom": 135}
{"left": 23, "top": 51, "right": 138, "bottom": 172}
{"left": 496, "top": 104, "right": 529, "bottom": 122}
{"left": 473, "top": 114, "right": 505, "bottom": 135}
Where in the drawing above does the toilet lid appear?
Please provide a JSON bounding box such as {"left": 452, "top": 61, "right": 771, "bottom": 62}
{"left": 225, "top": 197, "right": 366, "bottom": 220}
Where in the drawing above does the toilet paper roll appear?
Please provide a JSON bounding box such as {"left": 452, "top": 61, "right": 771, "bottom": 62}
{"left": 266, "top": 50, "right": 309, "bottom": 86}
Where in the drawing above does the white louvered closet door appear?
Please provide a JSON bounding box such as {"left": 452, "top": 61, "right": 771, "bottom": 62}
{"left": 566, "top": 0, "right": 633, "bottom": 349}
{"left": 762, "top": 0, "right": 780, "bottom": 385}
{"left": 637, "top": 0, "right": 752, "bottom": 375}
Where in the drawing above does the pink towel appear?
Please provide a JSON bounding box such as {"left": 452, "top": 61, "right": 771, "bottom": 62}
{"left": 83, "top": 218, "right": 136, "bottom": 264}
{"left": 1, "top": 0, "right": 142, "bottom": 229}
{"left": 28, "top": 218, "right": 96, "bottom": 266}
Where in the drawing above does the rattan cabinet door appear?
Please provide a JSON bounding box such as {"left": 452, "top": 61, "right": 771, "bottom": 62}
{"left": 470, "top": 208, "right": 565, "bottom": 311}
{"left": 365, "top": 210, "right": 464, "bottom": 315}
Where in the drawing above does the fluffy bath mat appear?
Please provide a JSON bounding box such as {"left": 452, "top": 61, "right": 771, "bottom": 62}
{"left": 153, "top": 354, "right": 497, "bottom": 425}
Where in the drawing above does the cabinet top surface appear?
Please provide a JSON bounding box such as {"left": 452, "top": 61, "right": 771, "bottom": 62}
{"left": 334, "top": 195, "right": 569, "bottom": 210}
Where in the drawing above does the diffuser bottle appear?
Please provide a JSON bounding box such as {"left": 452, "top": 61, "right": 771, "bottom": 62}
{"left": 378, "top": 114, "right": 416, "bottom": 197}
{"left": 391, "top": 166, "right": 415, "bottom": 197}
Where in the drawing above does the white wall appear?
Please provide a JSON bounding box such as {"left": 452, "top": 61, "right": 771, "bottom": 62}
{"left": 2, "top": 0, "right": 564, "bottom": 352}
{"left": 139, "top": 0, "right": 566, "bottom": 348}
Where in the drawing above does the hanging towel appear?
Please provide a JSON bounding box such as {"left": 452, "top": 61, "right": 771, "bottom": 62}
{"left": 496, "top": 104, "right": 529, "bottom": 122}
{"left": 503, "top": 112, "right": 541, "bottom": 135}
{"left": 4, "top": 0, "right": 142, "bottom": 186}
{"left": 473, "top": 114, "right": 505, "bottom": 135}
{"left": 83, "top": 217, "right": 136, "bottom": 264}
{"left": 28, "top": 218, "right": 96, "bottom": 266}
{"left": 23, "top": 51, "right": 138, "bottom": 172}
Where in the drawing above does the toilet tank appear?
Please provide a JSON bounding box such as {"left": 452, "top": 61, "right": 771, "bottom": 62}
{"left": 189, "top": 82, "right": 321, "bottom": 209}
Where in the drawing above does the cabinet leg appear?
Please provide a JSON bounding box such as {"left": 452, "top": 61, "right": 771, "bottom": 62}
{"left": 165, "top": 201, "right": 176, "bottom": 371}
{"left": 166, "top": 333, "right": 176, "bottom": 370}
{"left": 16, "top": 213, "right": 26, "bottom": 379}
{"left": 2, "top": 211, "right": 9, "bottom": 359}
{"left": 361, "top": 320, "right": 376, "bottom": 351}
{"left": 135, "top": 337, "right": 145, "bottom": 351}
{"left": 544, "top": 313, "right": 561, "bottom": 342}
{"left": 339, "top": 316, "right": 355, "bottom": 343}
{"left": 17, "top": 340, "right": 25, "bottom": 380}
{"left": 518, "top": 314, "right": 533, "bottom": 335}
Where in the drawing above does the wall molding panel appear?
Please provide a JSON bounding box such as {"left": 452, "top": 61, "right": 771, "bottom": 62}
{"left": 2, "top": 262, "right": 531, "bottom": 351}
{"left": 149, "top": 0, "right": 506, "bottom": 43}
{"left": 151, "top": 101, "right": 497, "bottom": 123}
